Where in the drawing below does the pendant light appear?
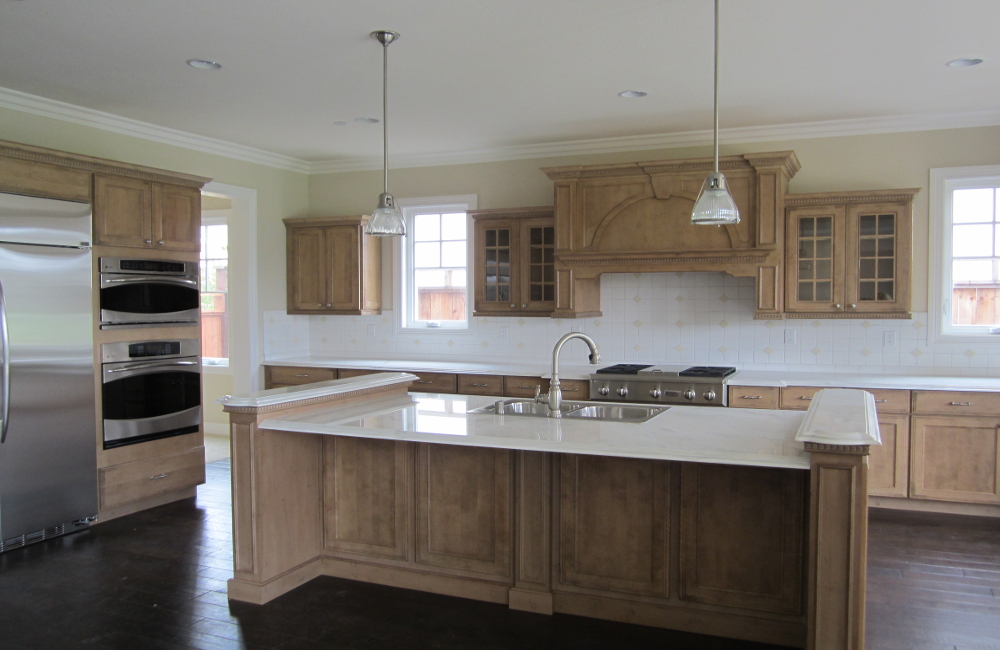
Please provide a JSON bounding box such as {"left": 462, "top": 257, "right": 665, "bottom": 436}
{"left": 691, "top": 0, "right": 739, "bottom": 226}
{"left": 365, "top": 30, "right": 406, "bottom": 237}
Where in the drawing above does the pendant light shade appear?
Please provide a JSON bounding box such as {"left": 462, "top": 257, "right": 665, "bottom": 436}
{"left": 692, "top": 0, "right": 739, "bottom": 226}
{"left": 365, "top": 30, "right": 405, "bottom": 237}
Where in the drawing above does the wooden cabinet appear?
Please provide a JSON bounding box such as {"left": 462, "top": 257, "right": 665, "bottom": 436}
{"left": 408, "top": 372, "right": 457, "bottom": 394}
{"left": 471, "top": 207, "right": 555, "bottom": 317}
{"left": 266, "top": 366, "right": 336, "bottom": 389}
{"left": 910, "top": 415, "right": 1000, "bottom": 504}
{"left": 457, "top": 374, "right": 504, "bottom": 396}
{"left": 99, "top": 447, "right": 206, "bottom": 511}
{"left": 284, "top": 216, "right": 381, "bottom": 315}
{"left": 869, "top": 414, "right": 910, "bottom": 498}
{"left": 728, "top": 386, "right": 780, "bottom": 409}
{"left": 94, "top": 174, "right": 201, "bottom": 251}
{"left": 784, "top": 189, "right": 917, "bottom": 318}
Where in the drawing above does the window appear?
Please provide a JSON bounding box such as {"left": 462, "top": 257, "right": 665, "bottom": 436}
{"left": 930, "top": 166, "right": 1000, "bottom": 341}
{"left": 200, "top": 219, "right": 229, "bottom": 363}
{"left": 397, "top": 195, "right": 477, "bottom": 331}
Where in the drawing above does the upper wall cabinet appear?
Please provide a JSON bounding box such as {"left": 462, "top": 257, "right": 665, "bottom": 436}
{"left": 784, "top": 189, "right": 919, "bottom": 318}
{"left": 93, "top": 174, "right": 201, "bottom": 251}
{"left": 470, "top": 207, "right": 555, "bottom": 317}
{"left": 284, "top": 215, "right": 382, "bottom": 316}
{"left": 542, "top": 152, "right": 801, "bottom": 319}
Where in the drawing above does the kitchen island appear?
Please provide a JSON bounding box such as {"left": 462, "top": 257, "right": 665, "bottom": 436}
{"left": 221, "top": 373, "right": 879, "bottom": 649}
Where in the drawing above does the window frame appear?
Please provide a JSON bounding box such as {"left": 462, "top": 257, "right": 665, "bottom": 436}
{"left": 200, "top": 212, "right": 230, "bottom": 367}
{"left": 394, "top": 195, "right": 477, "bottom": 334}
{"left": 929, "top": 165, "right": 1000, "bottom": 344}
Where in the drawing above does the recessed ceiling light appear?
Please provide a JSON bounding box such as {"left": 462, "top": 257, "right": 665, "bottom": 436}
{"left": 618, "top": 90, "right": 647, "bottom": 98}
{"left": 333, "top": 121, "right": 347, "bottom": 126}
{"left": 946, "top": 58, "right": 983, "bottom": 68}
{"left": 187, "top": 59, "right": 222, "bottom": 70}
{"left": 354, "top": 117, "right": 380, "bottom": 123}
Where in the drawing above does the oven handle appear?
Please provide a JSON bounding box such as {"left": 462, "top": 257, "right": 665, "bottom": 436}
{"left": 106, "top": 360, "right": 200, "bottom": 374}
{"left": 0, "top": 279, "right": 9, "bottom": 444}
{"left": 102, "top": 276, "right": 199, "bottom": 288}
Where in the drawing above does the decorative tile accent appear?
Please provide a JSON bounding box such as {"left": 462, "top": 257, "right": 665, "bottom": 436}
{"left": 965, "top": 349, "right": 976, "bottom": 358}
{"left": 633, "top": 320, "right": 643, "bottom": 328}
{"left": 633, "top": 295, "right": 642, "bottom": 303}
{"left": 719, "top": 320, "right": 729, "bottom": 328}
{"left": 911, "top": 348, "right": 923, "bottom": 357}
{"left": 811, "top": 347, "right": 822, "bottom": 356}
{"left": 861, "top": 348, "right": 872, "bottom": 357}
{"left": 764, "top": 346, "right": 774, "bottom": 355}
{"left": 634, "top": 344, "right": 642, "bottom": 351}
{"left": 676, "top": 320, "right": 684, "bottom": 328}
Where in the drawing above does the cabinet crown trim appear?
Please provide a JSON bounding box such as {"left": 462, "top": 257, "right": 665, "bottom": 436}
{"left": 784, "top": 188, "right": 921, "bottom": 207}
{"left": 283, "top": 215, "right": 370, "bottom": 227}
{"left": 469, "top": 206, "right": 553, "bottom": 220}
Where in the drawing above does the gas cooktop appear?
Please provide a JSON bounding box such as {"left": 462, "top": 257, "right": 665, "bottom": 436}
{"left": 595, "top": 364, "right": 736, "bottom": 379}
{"left": 589, "top": 365, "right": 738, "bottom": 406}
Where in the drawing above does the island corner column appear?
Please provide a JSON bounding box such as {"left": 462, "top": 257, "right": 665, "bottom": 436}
{"left": 804, "top": 441, "right": 870, "bottom": 650}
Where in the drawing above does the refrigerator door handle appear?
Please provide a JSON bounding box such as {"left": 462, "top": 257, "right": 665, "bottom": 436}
{"left": 0, "top": 278, "right": 9, "bottom": 443}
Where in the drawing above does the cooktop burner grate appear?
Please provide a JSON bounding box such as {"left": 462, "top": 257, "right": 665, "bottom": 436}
{"left": 595, "top": 364, "right": 653, "bottom": 375}
{"left": 677, "top": 366, "right": 737, "bottom": 378}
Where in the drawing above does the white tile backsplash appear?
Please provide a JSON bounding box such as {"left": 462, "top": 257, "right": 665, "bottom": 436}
{"left": 263, "top": 272, "right": 1000, "bottom": 377}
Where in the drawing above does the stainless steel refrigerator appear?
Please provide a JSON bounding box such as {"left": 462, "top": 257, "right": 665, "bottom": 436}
{"left": 0, "top": 191, "right": 97, "bottom": 551}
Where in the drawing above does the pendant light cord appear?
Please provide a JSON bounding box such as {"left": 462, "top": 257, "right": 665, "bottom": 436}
{"left": 713, "top": 0, "right": 720, "bottom": 174}
{"left": 383, "top": 39, "right": 389, "bottom": 194}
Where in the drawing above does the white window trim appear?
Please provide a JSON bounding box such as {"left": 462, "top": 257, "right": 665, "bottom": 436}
{"left": 929, "top": 165, "right": 1000, "bottom": 345}
{"left": 200, "top": 210, "right": 231, "bottom": 367}
{"left": 393, "top": 195, "right": 478, "bottom": 335}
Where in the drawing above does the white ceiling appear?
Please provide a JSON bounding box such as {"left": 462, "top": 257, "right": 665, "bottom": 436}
{"left": 1, "top": 0, "right": 998, "bottom": 169}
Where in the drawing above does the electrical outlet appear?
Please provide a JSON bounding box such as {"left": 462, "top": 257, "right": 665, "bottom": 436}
{"left": 783, "top": 328, "right": 798, "bottom": 345}
{"left": 883, "top": 331, "right": 897, "bottom": 347}
{"left": 366, "top": 324, "right": 375, "bottom": 337}
{"left": 498, "top": 326, "right": 508, "bottom": 340}
{"left": 571, "top": 325, "right": 583, "bottom": 333}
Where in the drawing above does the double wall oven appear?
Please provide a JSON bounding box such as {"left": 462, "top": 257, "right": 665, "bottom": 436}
{"left": 99, "top": 257, "right": 200, "bottom": 329}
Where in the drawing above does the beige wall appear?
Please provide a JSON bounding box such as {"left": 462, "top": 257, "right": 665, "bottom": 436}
{"left": 202, "top": 371, "right": 234, "bottom": 426}
{"left": 309, "top": 125, "right": 1000, "bottom": 312}
{"left": 0, "top": 105, "right": 310, "bottom": 313}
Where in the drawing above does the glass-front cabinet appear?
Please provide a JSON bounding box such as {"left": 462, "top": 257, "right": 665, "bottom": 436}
{"left": 471, "top": 207, "right": 555, "bottom": 317}
{"left": 784, "top": 190, "right": 916, "bottom": 317}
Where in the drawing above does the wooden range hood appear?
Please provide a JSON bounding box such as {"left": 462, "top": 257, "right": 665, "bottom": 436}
{"left": 542, "top": 151, "right": 800, "bottom": 319}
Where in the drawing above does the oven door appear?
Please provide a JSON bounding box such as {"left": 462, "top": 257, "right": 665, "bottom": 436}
{"left": 99, "top": 273, "right": 200, "bottom": 328}
{"left": 101, "top": 358, "right": 201, "bottom": 448}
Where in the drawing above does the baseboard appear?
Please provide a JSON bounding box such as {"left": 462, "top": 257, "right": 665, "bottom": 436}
{"left": 204, "top": 422, "right": 229, "bottom": 437}
{"left": 94, "top": 487, "right": 197, "bottom": 523}
{"left": 508, "top": 588, "right": 553, "bottom": 615}
{"left": 228, "top": 558, "right": 324, "bottom": 605}
{"left": 870, "top": 496, "right": 1000, "bottom": 518}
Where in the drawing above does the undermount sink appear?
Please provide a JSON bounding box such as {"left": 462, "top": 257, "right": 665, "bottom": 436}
{"left": 468, "top": 400, "right": 668, "bottom": 423}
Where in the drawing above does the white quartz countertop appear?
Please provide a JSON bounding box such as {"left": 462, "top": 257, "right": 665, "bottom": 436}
{"left": 259, "top": 392, "right": 812, "bottom": 470}
{"left": 263, "top": 356, "right": 1000, "bottom": 391}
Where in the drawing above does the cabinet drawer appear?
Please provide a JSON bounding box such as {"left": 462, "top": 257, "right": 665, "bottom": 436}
{"left": 457, "top": 374, "right": 504, "bottom": 396}
{"left": 728, "top": 386, "right": 779, "bottom": 409}
{"left": 504, "top": 376, "right": 550, "bottom": 398}
{"left": 780, "top": 386, "right": 908, "bottom": 414}
{"left": 912, "top": 391, "right": 1000, "bottom": 417}
{"left": 409, "top": 372, "right": 457, "bottom": 394}
{"left": 269, "top": 366, "right": 336, "bottom": 386}
{"left": 779, "top": 386, "right": 822, "bottom": 410}
{"left": 556, "top": 379, "right": 589, "bottom": 399}
{"left": 100, "top": 448, "right": 205, "bottom": 510}
{"left": 337, "top": 368, "right": 377, "bottom": 379}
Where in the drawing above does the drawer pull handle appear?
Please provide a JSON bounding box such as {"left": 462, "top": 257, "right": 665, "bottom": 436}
{"left": 798, "top": 396, "right": 813, "bottom": 401}
{"left": 294, "top": 374, "right": 309, "bottom": 377}
{"left": 518, "top": 385, "right": 539, "bottom": 390}
{"left": 470, "top": 383, "right": 490, "bottom": 387}
{"left": 949, "top": 401, "right": 971, "bottom": 406}
{"left": 415, "top": 380, "right": 433, "bottom": 384}
{"left": 149, "top": 474, "right": 168, "bottom": 480}
{"left": 874, "top": 399, "right": 887, "bottom": 403}
{"left": 563, "top": 388, "right": 579, "bottom": 392}
{"left": 741, "top": 395, "right": 762, "bottom": 400}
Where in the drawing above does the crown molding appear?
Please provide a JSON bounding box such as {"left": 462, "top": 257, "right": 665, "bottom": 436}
{"left": 0, "top": 86, "right": 310, "bottom": 174}
{"left": 308, "top": 109, "right": 1000, "bottom": 175}
{"left": 3, "top": 86, "right": 999, "bottom": 178}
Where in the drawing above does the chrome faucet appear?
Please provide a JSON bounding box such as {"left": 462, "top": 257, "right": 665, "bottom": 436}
{"left": 539, "top": 332, "right": 600, "bottom": 417}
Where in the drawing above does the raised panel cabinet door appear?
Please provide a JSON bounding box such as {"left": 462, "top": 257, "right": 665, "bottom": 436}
{"left": 678, "top": 463, "right": 805, "bottom": 614}
{"left": 911, "top": 416, "right": 1000, "bottom": 504}
{"left": 784, "top": 205, "right": 846, "bottom": 313}
{"left": 325, "top": 225, "right": 361, "bottom": 311}
{"left": 844, "top": 202, "right": 911, "bottom": 315}
{"left": 868, "top": 414, "right": 909, "bottom": 498}
{"left": 557, "top": 454, "right": 669, "bottom": 597}
{"left": 518, "top": 218, "right": 556, "bottom": 313}
{"left": 414, "top": 443, "right": 512, "bottom": 579}
{"left": 287, "top": 226, "right": 327, "bottom": 312}
{"left": 323, "top": 436, "right": 410, "bottom": 561}
{"left": 93, "top": 174, "right": 152, "bottom": 247}
{"left": 473, "top": 218, "right": 519, "bottom": 315}
{"left": 152, "top": 183, "right": 201, "bottom": 251}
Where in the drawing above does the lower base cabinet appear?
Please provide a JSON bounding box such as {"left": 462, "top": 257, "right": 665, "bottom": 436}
{"left": 99, "top": 447, "right": 206, "bottom": 511}
{"left": 868, "top": 414, "right": 910, "bottom": 498}
{"left": 910, "top": 415, "right": 1000, "bottom": 505}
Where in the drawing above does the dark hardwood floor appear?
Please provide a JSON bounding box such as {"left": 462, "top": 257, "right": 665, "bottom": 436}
{"left": 1, "top": 461, "right": 998, "bottom": 650}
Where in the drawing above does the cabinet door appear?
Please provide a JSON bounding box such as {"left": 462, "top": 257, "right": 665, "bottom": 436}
{"left": 784, "top": 206, "right": 846, "bottom": 313}
{"left": 94, "top": 174, "right": 152, "bottom": 248}
{"left": 518, "top": 218, "right": 556, "bottom": 313}
{"left": 911, "top": 415, "right": 1000, "bottom": 504}
{"left": 844, "top": 203, "right": 911, "bottom": 315}
{"left": 287, "top": 226, "right": 327, "bottom": 312}
{"left": 869, "top": 414, "right": 909, "bottom": 498}
{"left": 473, "top": 219, "right": 519, "bottom": 314}
{"left": 325, "top": 225, "right": 361, "bottom": 311}
{"left": 152, "top": 183, "right": 201, "bottom": 252}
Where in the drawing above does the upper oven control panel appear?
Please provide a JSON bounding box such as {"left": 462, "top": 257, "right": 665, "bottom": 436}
{"left": 101, "top": 339, "right": 200, "bottom": 364}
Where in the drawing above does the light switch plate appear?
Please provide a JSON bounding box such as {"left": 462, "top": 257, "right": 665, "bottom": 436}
{"left": 784, "top": 328, "right": 798, "bottom": 345}
{"left": 883, "top": 331, "right": 897, "bottom": 347}
{"left": 498, "top": 326, "right": 508, "bottom": 340}
{"left": 366, "top": 324, "right": 375, "bottom": 337}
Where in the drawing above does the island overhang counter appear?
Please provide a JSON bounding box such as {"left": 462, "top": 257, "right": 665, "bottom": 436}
{"left": 221, "top": 373, "right": 878, "bottom": 650}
